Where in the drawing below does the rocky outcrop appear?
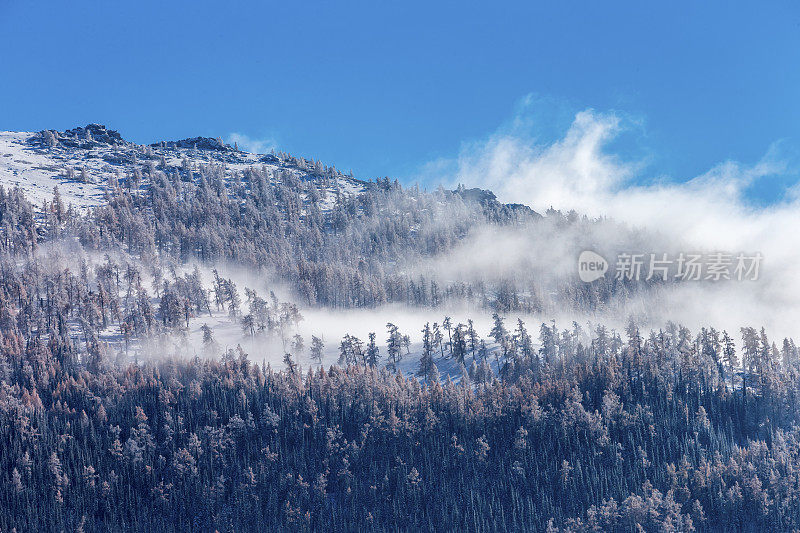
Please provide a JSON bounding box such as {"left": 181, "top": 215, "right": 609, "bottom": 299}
{"left": 153, "top": 136, "right": 232, "bottom": 151}
{"left": 30, "top": 124, "right": 127, "bottom": 148}
{"left": 454, "top": 185, "right": 540, "bottom": 220}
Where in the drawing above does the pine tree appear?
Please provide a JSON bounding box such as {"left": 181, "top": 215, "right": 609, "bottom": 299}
{"left": 386, "top": 323, "right": 403, "bottom": 371}
{"left": 417, "top": 323, "right": 438, "bottom": 382}
{"left": 433, "top": 322, "right": 444, "bottom": 358}
{"left": 452, "top": 323, "right": 467, "bottom": 365}
{"left": 490, "top": 313, "right": 507, "bottom": 345}
{"left": 310, "top": 335, "right": 325, "bottom": 366}
{"left": 365, "top": 332, "right": 379, "bottom": 367}
{"left": 291, "top": 334, "right": 304, "bottom": 357}
{"left": 283, "top": 352, "right": 297, "bottom": 373}
{"left": 443, "top": 316, "right": 453, "bottom": 356}
{"left": 467, "top": 319, "right": 479, "bottom": 356}
{"left": 721, "top": 330, "right": 738, "bottom": 385}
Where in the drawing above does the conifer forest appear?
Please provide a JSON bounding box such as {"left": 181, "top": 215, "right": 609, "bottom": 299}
{"left": 0, "top": 125, "right": 797, "bottom": 532}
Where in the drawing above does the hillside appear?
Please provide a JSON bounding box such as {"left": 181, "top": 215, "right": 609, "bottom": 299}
{"left": 2, "top": 124, "right": 796, "bottom": 532}
{"left": 0, "top": 125, "right": 545, "bottom": 364}
{"left": 0, "top": 124, "right": 365, "bottom": 208}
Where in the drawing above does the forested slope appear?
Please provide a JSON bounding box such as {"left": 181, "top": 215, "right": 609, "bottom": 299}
{"left": 0, "top": 125, "right": 796, "bottom": 532}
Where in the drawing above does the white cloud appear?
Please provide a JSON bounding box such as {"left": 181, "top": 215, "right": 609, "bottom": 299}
{"left": 415, "top": 100, "right": 800, "bottom": 340}
{"left": 226, "top": 132, "right": 277, "bottom": 154}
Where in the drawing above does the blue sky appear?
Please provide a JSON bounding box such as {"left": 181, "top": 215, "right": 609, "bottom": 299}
{"left": 1, "top": 1, "right": 799, "bottom": 199}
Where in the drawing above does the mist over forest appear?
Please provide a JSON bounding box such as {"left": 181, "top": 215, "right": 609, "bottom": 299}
{"left": 0, "top": 124, "right": 798, "bottom": 532}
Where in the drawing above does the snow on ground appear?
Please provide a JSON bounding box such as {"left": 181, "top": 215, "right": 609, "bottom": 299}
{"left": 0, "top": 131, "right": 109, "bottom": 207}
{"left": 0, "top": 129, "right": 366, "bottom": 213}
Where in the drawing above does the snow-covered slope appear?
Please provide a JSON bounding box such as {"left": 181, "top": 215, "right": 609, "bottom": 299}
{"left": 0, "top": 125, "right": 366, "bottom": 210}
{"left": 0, "top": 131, "right": 110, "bottom": 207}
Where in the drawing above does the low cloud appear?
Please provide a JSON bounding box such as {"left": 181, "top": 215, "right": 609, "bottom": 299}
{"left": 415, "top": 98, "right": 800, "bottom": 340}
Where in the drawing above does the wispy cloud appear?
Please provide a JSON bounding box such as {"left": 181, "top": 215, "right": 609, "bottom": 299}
{"left": 226, "top": 132, "right": 277, "bottom": 154}
{"left": 413, "top": 97, "right": 800, "bottom": 339}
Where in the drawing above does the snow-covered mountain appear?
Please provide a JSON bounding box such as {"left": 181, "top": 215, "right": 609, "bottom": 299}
{"left": 0, "top": 124, "right": 365, "bottom": 210}
{"left": 4, "top": 124, "right": 798, "bottom": 533}
{"left": 0, "top": 123, "right": 646, "bottom": 378}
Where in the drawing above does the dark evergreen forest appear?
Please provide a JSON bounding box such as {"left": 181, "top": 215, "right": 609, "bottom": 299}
{"left": 0, "top": 129, "right": 796, "bottom": 531}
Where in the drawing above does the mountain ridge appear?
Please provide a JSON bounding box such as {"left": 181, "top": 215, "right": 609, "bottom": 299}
{"left": 3, "top": 124, "right": 536, "bottom": 217}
